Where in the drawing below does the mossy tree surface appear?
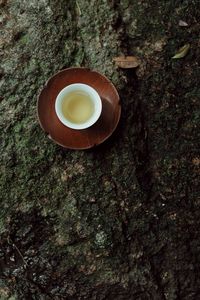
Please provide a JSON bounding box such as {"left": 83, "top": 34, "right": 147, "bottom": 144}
{"left": 0, "top": 0, "right": 200, "bottom": 299}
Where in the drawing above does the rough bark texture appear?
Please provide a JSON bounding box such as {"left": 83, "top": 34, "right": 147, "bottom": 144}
{"left": 0, "top": 0, "right": 200, "bottom": 299}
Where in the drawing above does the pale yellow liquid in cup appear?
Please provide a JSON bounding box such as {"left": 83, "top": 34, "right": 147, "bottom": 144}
{"left": 62, "top": 91, "right": 94, "bottom": 124}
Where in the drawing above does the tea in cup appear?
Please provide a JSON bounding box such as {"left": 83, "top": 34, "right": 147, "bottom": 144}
{"left": 55, "top": 83, "right": 102, "bottom": 130}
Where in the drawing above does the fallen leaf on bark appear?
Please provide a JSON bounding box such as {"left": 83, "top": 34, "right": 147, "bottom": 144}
{"left": 172, "top": 44, "right": 190, "bottom": 59}
{"left": 178, "top": 20, "right": 189, "bottom": 27}
{"left": 113, "top": 56, "right": 140, "bottom": 68}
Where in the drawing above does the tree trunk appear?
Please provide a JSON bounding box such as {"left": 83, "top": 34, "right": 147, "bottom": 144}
{"left": 0, "top": 0, "right": 199, "bottom": 299}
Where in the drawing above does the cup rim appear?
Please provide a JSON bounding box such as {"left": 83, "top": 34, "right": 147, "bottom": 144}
{"left": 55, "top": 83, "right": 102, "bottom": 130}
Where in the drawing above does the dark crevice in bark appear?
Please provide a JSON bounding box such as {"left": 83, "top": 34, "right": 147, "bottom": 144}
{"left": 113, "top": 4, "right": 153, "bottom": 194}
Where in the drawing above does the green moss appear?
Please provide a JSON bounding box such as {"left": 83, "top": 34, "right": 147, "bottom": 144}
{"left": 19, "top": 33, "right": 29, "bottom": 44}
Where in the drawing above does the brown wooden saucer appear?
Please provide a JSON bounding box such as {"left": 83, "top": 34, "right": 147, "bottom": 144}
{"left": 37, "top": 68, "right": 121, "bottom": 150}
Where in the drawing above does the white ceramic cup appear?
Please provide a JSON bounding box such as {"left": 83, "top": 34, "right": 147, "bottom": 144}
{"left": 55, "top": 83, "right": 102, "bottom": 130}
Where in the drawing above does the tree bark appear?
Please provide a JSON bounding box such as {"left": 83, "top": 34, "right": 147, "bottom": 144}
{"left": 0, "top": 0, "right": 200, "bottom": 299}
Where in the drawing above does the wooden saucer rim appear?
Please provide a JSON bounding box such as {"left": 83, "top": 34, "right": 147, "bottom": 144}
{"left": 37, "top": 67, "right": 121, "bottom": 150}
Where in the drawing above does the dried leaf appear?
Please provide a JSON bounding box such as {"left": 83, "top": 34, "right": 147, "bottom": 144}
{"left": 178, "top": 20, "right": 189, "bottom": 27}
{"left": 172, "top": 44, "right": 190, "bottom": 59}
{"left": 113, "top": 56, "right": 140, "bottom": 68}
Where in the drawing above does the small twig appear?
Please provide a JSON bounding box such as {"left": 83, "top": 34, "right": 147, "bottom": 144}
{"left": 7, "top": 237, "right": 28, "bottom": 267}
